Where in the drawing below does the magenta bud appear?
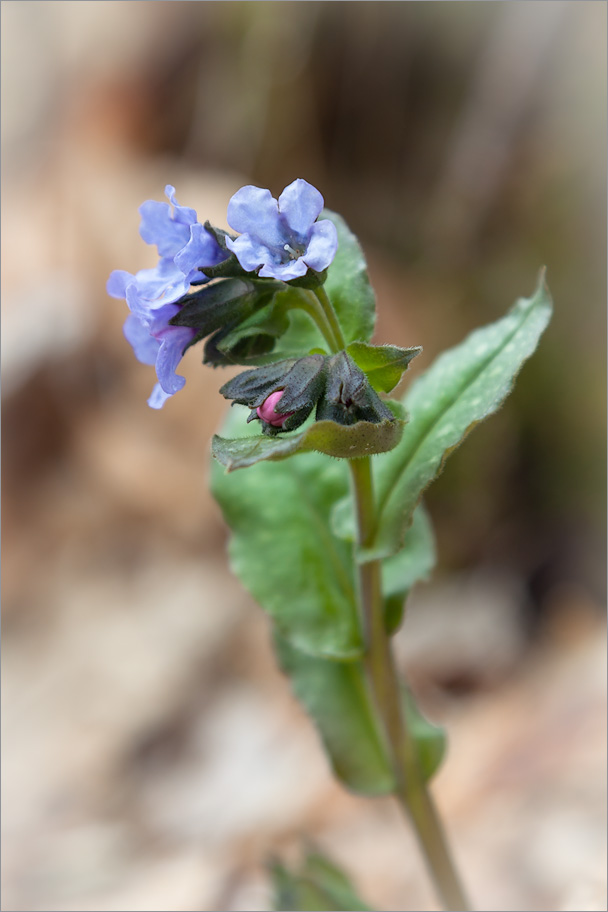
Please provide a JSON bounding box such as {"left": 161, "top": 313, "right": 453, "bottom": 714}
{"left": 256, "top": 390, "right": 295, "bottom": 427}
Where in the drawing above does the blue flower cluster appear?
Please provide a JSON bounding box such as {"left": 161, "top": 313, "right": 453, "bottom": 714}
{"left": 108, "top": 180, "right": 338, "bottom": 408}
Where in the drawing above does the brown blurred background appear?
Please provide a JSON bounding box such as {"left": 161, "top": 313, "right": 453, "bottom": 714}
{"left": 1, "top": 2, "right": 606, "bottom": 910}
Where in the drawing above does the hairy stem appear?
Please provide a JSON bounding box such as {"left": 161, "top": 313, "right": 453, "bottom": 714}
{"left": 295, "top": 290, "right": 342, "bottom": 353}
{"left": 349, "top": 456, "right": 471, "bottom": 912}
{"left": 312, "top": 286, "right": 347, "bottom": 350}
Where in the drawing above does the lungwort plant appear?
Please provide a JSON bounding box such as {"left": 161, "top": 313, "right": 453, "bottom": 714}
{"left": 109, "top": 178, "right": 552, "bottom": 911}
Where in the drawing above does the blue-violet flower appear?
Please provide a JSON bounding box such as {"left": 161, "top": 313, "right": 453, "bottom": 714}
{"left": 225, "top": 178, "right": 338, "bottom": 282}
{"left": 107, "top": 185, "right": 225, "bottom": 408}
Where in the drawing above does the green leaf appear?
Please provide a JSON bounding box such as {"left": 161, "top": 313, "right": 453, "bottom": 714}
{"left": 270, "top": 861, "right": 336, "bottom": 912}
{"left": 347, "top": 341, "right": 422, "bottom": 393}
{"left": 210, "top": 407, "right": 360, "bottom": 659}
{"left": 333, "top": 271, "right": 553, "bottom": 560}
{"left": 300, "top": 851, "right": 371, "bottom": 912}
{"left": 212, "top": 416, "right": 405, "bottom": 471}
{"left": 383, "top": 503, "right": 436, "bottom": 633}
{"left": 402, "top": 685, "right": 446, "bottom": 782}
{"left": 269, "top": 849, "right": 372, "bottom": 912}
{"left": 274, "top": 625, "right": 445, "bottom": 795}
{"left": 274, "top": 631, "right": 395, "bottom": 795}
{"left": 323, "top": 210, "right": 376, "bottom": 345}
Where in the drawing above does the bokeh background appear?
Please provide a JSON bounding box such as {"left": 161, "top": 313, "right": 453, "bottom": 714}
{"left": 2, "top": 2, "right": 606, "bottom": 910}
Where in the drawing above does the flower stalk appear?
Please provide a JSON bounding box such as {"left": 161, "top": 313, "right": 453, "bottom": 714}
{"left": 349, "top": 455, "right": 471, "bottom": 912}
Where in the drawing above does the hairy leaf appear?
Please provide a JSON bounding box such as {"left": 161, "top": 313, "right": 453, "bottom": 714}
{"left": 323, "top": 210, "right": 376, "bottom": 345}
{"left": 212, "top": 416, "right": 405, "bottom": 470}
{"left": 333, "top": 272, "right": 553, "bottom": 560}
{"left": 347, "top": 341, "right": 422, "bottom": 393}
{"left": 210, "top": 407, "right": 360, "bottom": 659}
{"left": 274, "top": 632, "right": 395, "bottom": 795}
{"left": 275, "top": 630, "right": 447, "bottom": 794}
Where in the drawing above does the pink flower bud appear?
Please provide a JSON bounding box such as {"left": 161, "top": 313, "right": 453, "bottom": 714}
{"left": 256, "top": 390, "right": 295, "bottom": 427}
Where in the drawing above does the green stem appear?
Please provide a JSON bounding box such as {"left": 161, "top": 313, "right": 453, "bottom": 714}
{"left": 312, "top": 285, "right": 347, "bottom": 350}
{"left": 349, "top": 457, "right": 471, "bottom": 912}
{"left": 294, "top": 290, "right": 341, "bottom": 353}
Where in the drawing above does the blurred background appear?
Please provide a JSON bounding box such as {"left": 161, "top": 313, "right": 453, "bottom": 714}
{"left": 1, "top": 2, "right": 605, "bottom": 910}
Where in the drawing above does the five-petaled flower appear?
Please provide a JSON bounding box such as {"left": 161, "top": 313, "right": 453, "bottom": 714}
{"left": 107, "top": 185, "right": 225, "bottom": 408}
{"left": 226, "top": 179, "right": 338, "bottom": 282}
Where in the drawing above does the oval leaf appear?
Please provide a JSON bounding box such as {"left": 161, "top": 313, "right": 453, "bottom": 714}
{"left": 211, "top": 408, "right": 360, "bottom": 659}
{"left": 333, "top": 271, "right": 553, "bottom": 560}
{"left": 274, "top": 632, "right": 395, "bottom": 796}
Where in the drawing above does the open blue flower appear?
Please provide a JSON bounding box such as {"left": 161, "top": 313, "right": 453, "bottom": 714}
{"left": 225, "top": 178, "right": 338, "bottom": 281}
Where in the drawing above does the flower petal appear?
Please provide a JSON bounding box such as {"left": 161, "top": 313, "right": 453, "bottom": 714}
{"left": 147, "top": 382, "right": 172, "bottom": 409}
{"left": 164, "top": 185, "right": 198, "bottom": 226}
{"left": 258, "top": 257, "right": 308, "bottom": 281}
{"left": 303, "top": 219, "right": 338, "bottom": 272}
{"left": 278, "top": 179, "right": 324, "bottom": 237}
{"left": 125, "top": 259, "right": 191, "bottom": 319}
{"left": 155, "top": 324, "right": 196, "bottom": 394}
{"left": 227, "top": 186, "right": 285, "bottom": 249}
{"left": 225, "top": 233, "right": 271, "bottom": 273}
{"left": 174, "top": 222, "right": 224, "bottom": 277}
{"left": 123, "top": 314, "right": 160, "bottom": 365}
{"left": 107, "top": 269, "right": 134, "bottom": 299}
{"left": 139, "top": 200, "right": 190, "bottom": 257}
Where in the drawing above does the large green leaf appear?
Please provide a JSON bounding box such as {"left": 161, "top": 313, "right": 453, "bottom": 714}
{"left": 269, "top": 849, "right": 372, "bottom": 912}
{"left": 333, "top": 272, "right": 553, "bottom": 560}
{"left": 275, "top": 628, "right": 446, "bottom": 795}
{"left": 210, "top": 407, "right": 360, "bottom": 659}
{"left": 274, "top": 632, "right": 395, "bottom": 795}
{"left": 323, "top": 210, "right": 376, "bottom": 345}
{"left": 383, "top": 503, "right": 436, "bottom": 633}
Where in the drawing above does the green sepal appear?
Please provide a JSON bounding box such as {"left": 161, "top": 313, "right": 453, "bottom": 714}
{"left": 169, "top": 278, "right": 258, "bottom": 331}
{"left": 215, "top": 296, "right": 290, "bottom": 351}
{"left": 198, "top": 222, "right": 257, "bottom": 280}
{"left": 287, "top": 267, "right": 329, "bottom": 290}
{"left": 347, "top": 341, "right": 423, "bottom": 393}
{"left": 203, "top": 326, "right": 276, "bottom": 367}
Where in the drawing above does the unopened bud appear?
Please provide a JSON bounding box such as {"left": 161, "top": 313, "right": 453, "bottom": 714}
{"left": 256, "top": 390, "right": 295, "bottom": 427}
